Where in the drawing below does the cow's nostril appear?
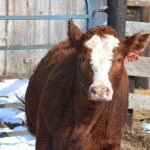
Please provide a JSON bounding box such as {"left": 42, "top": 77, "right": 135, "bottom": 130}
{"left": 90, "top": 87, "right": 97, "bottom": 95}
{"left": 106, "top": 87, "right": 110, "bottom": 92}
{"left": 105, "top": 87, "right": 110, "bottom": 96}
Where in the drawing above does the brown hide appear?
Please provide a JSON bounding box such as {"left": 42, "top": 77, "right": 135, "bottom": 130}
{"left": 25, "top": 40, "right": 74, "bottom": 135}
{"left": 35, "top": 56, "right": 128, "bottom": 150}
{"left": 25, "top": 20, "right": 150, "bottom": 150}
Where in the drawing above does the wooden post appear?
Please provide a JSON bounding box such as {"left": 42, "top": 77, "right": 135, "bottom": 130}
{"left": 127, "top": 76, "right": 135, "bottom": 129}
{"left": 107, "top": 0, "right": 133, "bottom": 129}
{"left": 107, "top": 0, "right": 127, "bottom": 38}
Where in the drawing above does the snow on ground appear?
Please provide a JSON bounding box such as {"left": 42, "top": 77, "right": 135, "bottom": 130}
{"left": 0, "top": 134, "right": 35, "bottom": 150}
{"left": 0, "top": 79, "right": 35, "bottom": 150}
{"left": 0, "top": 78, "right": 150, "bottom": 150}
{"left": 142, "top": 123, "right": 150, "bottom": 133}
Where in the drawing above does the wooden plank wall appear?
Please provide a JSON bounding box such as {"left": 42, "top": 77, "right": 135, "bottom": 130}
{"left": 127, "top": 4, "right": 150, "bottom": 89}
{"left": 128, "top": 0, "right": 150, "bottom": 6}
{"left": 0, "top": 0, "right": 87, "bottom": 76}
{"left": 0, "top": 0, "right": 6, "bottom": 75}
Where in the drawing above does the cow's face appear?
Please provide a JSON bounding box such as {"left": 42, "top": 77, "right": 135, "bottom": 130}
{"left": 80, "top": 27, "right": 124, "bottom": 101}
{"left": 68, "top": 20, "right": 150, "bottom": 102}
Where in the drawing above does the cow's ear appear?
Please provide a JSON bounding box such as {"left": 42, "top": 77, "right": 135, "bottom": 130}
{"left": 124, "top": 31, "right": 150, "bottom": 56}
{"left": 68, "top": 19, "right": 83, "bottom": 48}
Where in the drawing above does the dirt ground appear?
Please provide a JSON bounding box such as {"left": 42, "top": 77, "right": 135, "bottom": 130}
{"left": 121, "top": 89, "right": 150, "bottom": 150}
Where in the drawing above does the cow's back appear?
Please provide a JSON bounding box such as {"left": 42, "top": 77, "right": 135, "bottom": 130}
{"left": 25, "top": 40, "right": 74, "bottom": 135}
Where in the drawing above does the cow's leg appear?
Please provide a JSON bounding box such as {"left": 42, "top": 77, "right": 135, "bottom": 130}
{"left": 111, "top": 144, "right": 120, "bottom": 150}
{"left": 103, "top": 143, "right": 121, "bottom": 150}
{"left": 36, "top": 113, "right": 52, "bottom": 150}
{"left": 36, "top": 136, "right": 52, "bottom": 150}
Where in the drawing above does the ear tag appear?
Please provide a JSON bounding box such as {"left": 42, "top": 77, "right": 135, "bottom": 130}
{"left": 125, "top": 50, "right": 139, "bottom": 62}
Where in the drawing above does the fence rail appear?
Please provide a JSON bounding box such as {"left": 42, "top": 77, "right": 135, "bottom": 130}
{"left": 0, "top": 15, "right": 91, "bottom": 20}
{"left": 125, "top": 56, "right": 150, "bottom": 78}
{"left": 103, "top": 0, "right": 150, "bottom": 6}
{"left": 0, "top": 131, "right": 30, "bottom": 138}
{"left": 0, "top": 44, "right": 55, "bottom": 51}
{"left": 128, "top": 0, "right": 150, "bottom": 6}
{"left": 0, "top": 102, "right": 23, "bottom": 108}
{"left": 129, "top": 93, "right": 150, "bottom": 110}
{"left": 126, "top": 21, "right": 150, "bottom": 37}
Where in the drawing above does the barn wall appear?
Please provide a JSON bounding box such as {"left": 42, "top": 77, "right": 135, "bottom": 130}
{"left": 0, "top": 0, "right": 92, "bottom": 76}
{"left": 0, "top": 0, "right": 6, "bottom": 75}
{"left": 127, "top": 6, "right": 150, "bottom": 89}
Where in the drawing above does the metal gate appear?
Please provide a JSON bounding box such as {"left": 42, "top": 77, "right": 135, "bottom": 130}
{"left": 0, "top": 0, "right": 93, "bottom": 79}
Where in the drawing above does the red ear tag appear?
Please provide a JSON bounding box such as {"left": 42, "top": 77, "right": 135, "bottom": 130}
{"left": 125, "top": 50, "right": 139, "bottom": 62}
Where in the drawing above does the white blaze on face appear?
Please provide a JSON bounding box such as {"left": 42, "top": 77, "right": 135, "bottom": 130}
{"left": 85, "top": 34, "right": 120, "bottom": 100}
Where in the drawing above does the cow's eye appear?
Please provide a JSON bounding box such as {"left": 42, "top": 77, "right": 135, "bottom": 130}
{"left": 81, "top": 56, "right": 86, "bottom": 63}
{"left": 117, "top": 58, "right": 122, "bottom": 63}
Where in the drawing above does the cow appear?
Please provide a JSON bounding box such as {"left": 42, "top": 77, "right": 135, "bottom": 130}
{"left": 25, "top": 20, "right": 150, "bottom": 150}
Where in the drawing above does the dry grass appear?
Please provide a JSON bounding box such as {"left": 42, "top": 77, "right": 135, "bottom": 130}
{"left": 121, "top": 108, "right": 150, "bottom": 150}
{"left": 133, "top": 109, "right": 150, "bottom": 129}
{"left": 133, "top": 88, "right": 150, "bottom": 128}
{"left": 121, "top": 88, "right": 150, "bottom": 150}
{"left": 134, "top": 89, "right": 150, "bottom": 95}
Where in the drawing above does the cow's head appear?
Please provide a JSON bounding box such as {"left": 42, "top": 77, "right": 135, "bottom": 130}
{"left": 68, "top": 20, "right": 150, "bottom": 102}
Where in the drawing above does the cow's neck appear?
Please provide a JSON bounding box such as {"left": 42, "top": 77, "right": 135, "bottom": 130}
{"left": 87, "top": 69, "right": 129, "bottom": 147}
{"left": 70, "top": 69, "right": 129, "bottom": 148}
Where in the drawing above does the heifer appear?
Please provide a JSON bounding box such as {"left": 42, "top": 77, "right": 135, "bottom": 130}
{"left": 25, "top": 20, "right": 150, "bottom": 150}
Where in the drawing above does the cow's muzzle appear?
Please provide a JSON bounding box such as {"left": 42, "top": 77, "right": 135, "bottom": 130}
{"left": 88, "top": 85, "right": 113, "bottom": 102}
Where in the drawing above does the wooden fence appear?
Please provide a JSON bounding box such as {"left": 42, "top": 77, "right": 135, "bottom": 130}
{"left": 125, "top": 58, "right": 150, "bottom": 110}
{"left": 125, "top": 0, "right": 150, "bottom": 110}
